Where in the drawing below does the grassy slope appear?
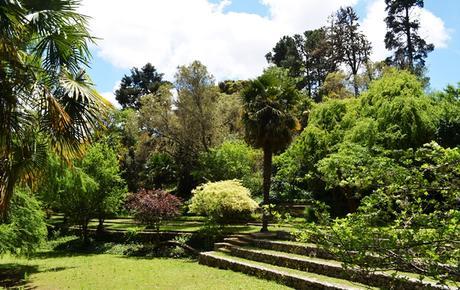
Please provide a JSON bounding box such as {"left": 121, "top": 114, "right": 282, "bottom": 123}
{"left": 0, "top": 254, "right": 290, "bottom": 290}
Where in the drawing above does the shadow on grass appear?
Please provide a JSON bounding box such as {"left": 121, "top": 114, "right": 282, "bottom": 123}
{"left": 0, "top": 263, "right": 75, "bottom": 289}
{"left": 0, "top": 263, "right": 38, "bottom": 288}
{"left": 31, "top": 250, "right": 96, "bottom": 259}
{"left": 30, "top": 237, "right": 100, "bottom": 259}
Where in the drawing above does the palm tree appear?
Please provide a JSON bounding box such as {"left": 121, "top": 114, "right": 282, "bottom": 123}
{"left": 0, "top": 0, "right": 110, "bottom": 217}
{"left": 241, "top": 67, "right": 300, "bottom": 232}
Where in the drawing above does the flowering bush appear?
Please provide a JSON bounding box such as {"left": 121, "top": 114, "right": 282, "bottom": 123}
{"left": 189, "top": 180, "right": 258, "bottom": 224}
{"left": 126, "top": 189, "right": 182, "bottom": 232}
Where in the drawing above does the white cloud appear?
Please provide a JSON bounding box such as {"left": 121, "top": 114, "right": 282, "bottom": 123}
{"left": 81, "top": 0, "right": 450, "bottom": 86}
{"left": 100, "top": 81, "right": 121, "bottom": 108}
{"left": 361, "top": 0, "right": 387, "bottom": 61}
{"left": 80, "top": 0, "right": 359, "bottom": 83}
{"left": 262, "top": 0, "right": 358, "bottom": 32}
{"left": 361, "top": 0, "right": 451, "bottom": 62}
{"left": 101, "top": 91, "right": 119, "bottom": 108}
{"left": 419, "top": 9, "right": 450, "bottom": 49}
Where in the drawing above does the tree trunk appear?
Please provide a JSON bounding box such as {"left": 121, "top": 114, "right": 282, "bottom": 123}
{"left": 261, "top": 145, "right": 273, "bottom": 232}
{"left": 0, "top": 188, "right": 12, "bottom": 221}
{"left": 405, "top": 6, "right": 414, "bottom": 71}
{"left": 353, "top": 73, "right": 359, "bottom": 97}
{"left": 96, "top": 217, "right": 105, "bottom": 234}
{"left": 0, "top": 174, "right": 17, "bottom": 221}
{"left": 82, "top": 219, "right": 90, "bottom": 245}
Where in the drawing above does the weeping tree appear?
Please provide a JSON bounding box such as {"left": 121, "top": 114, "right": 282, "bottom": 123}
{"left": 241, "top": 67, "right": 301, "bottom": 232}
{"left": 0, "top": 0, "right": 110, "bottom": 217}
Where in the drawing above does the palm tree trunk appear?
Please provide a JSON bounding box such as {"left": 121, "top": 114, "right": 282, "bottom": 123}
{"left": 0, "top": 174, "right": 17, "bottom": 221}
{"left": 261, "top": 145, "right": 273, "bottom": 232}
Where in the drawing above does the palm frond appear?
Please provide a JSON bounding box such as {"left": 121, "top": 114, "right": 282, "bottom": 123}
{"left": 39, "top": 69, "right": 111, "bottom": 159}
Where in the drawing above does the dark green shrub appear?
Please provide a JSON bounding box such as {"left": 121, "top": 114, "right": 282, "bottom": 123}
{"left": 0, "top": 187, "right": 47, "bottom": 255}
{"left": 196, "top": 140, "right": 263, "bottom": 196}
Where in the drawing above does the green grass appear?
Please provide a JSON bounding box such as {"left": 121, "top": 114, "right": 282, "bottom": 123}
{"left": 0, "top": 253, "right": 290, "bottom": 289}
{"left": 49, "top": 215, "right": 287, "bottom": 233}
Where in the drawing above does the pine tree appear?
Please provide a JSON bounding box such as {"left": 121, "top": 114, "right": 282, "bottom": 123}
{"left": 115, "top": 63, "right": 164, "bottom": 110}
{"left": 331, "top": 7, "right": 372, "bottom": 96}
{"left": 266, "top": 29, "right": 337, "bottom": 102}
{"left": 384, "top": 0, "right": 434, "bottom": 74}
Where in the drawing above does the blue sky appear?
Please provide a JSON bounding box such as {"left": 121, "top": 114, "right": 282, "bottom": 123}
{"left": 82, "top": 0, "right": 460, "bottom": 104}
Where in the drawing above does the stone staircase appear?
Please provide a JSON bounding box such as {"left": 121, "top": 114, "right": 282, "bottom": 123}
{"left": 198, "top": 233, "right": 454, "bottom": 290}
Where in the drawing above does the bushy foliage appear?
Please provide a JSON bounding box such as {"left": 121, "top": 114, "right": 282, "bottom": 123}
{"left": 273, "top": 98, "right": 357, "bottom": 203}
{"left": 57, "top": 167, "right": 99, "bottom": 243}
{"left": 297, "top": 142, "right": 460, "bottom": 284}
{"left": 189, "top": 180, "right": 259, "bottom": 224}
{"left": 38, "top": 141, "right": 126, "bottom": 243}
{"left": 126, "top": 189, "right": 182, "bottom": 232}
{"left": 196, "top": 140, "right": 262, "bottom": 196}
{"left": 0, "top": 187, "right": 47, "bottom": 255}
{"left": 81, "top": 141, "right": 127, "bottom": 230}
{"left": 434, "top": 83, "right": 460, "bottom": 148}
{"left": 142, "top": 153, "right": 176, "bottom": 190}
{"left": 274, "top": 70, "right": 444, "bottom": 212}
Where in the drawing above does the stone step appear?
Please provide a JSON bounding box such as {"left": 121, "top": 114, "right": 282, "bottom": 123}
{"left": 213, "top": 242, "right": 233, "bottom": 251}
{"left": 198, "top": 251, "right": 374, "bottom": 290}
{"left": 223, "top": 237, "right": 250, "bottom": 247}
{"left": 233, "top": 235, "right": 336, "bottom": 260}
{"left": 232, "top": 236, "right": 446, "bottom": 277}
{"left": 219, "top": 245, "right": 449, "bottom": 290}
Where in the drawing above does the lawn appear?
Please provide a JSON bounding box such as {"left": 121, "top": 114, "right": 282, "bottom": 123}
{"left": 49, "top": 215, "right": 303, "bottom": 233}
{"left": 0, "top": 253, "right": 289, "bottom": 289}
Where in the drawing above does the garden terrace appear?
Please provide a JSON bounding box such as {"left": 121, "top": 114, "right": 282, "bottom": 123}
{"left": 199, "top": 234, "right": 457, "bottom": 289}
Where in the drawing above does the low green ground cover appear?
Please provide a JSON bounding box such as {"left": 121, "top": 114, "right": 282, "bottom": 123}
{"left": 0, "top": 238, "right": 289, "bottom": 290}
{"left": 0, "top": 255, "right": 289, "bottom": 289}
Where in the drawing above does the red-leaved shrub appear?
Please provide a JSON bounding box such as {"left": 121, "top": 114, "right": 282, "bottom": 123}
{"left": 126, "top": 189, "right": 182, "bottom": 232}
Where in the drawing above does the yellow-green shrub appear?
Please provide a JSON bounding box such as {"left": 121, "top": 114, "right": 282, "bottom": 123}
{"left": 189, "top": 180, "right": 258, "bottom": 223}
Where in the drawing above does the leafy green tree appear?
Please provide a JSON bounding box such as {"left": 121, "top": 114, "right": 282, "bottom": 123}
{"left": 56, "top": 166, "right": 99, "bottom": 244}
{"left": 80, "top": 140, "right": 127, "bottom": 232}
{"left": 360, "top": 69, "right": 437, "bottom": 149}
{"left": 105, "top": 109, "right": 142, "bottom": 192}
{"left": 138, "top": 62, "right": 223, "bottom": 198}
{"left": 384, "top": 0, "right": 434, "bottom": 74}
{"left": 0, "top": 0, "right": 108, "bottom": 217}
{"left": 275, "top": 69, "right": 439, "bottom": 214}
{"left": 142, "top": 153, "right": 176, "bottom": 190}
{"left": 217, "top": 81, "right": 247, "bottom": 138}
{"left": 241, "top": 67, "right": 301, "bottom": 231}
{"left": 330, "top": 6, "right": 372, "bottom": 96}
{"left": 196, "top": 140, "right": 263, "bottom": 196}
{"left": 267, "top": 29, "right": 337, "bottom": 101}
{"left": 265, "top": 36, "right": 303, "bottom": 79}
{"left": 0, "top": 187, "right": 47, "bottom": 255}
{"left": 39, "top": 141, "right": 126, "bottom": 243}
{"left": 273, "top": 98, "right": 356, "bottom": 212}
{"left": 218, "top": 80, "right": 248, "bottom": 95}
{"left": 175, "top": 61, "right": 221, "bottom": 152}
{"left": 299, "top": 142, "right": 460, "bottom": 284}
{"left": 434, "top": 83, "right": 460, "bottom": 148}
{"left": 115, "top": 63, "right": 165, "bottom": 110}
{"left": 319, "top": 71, "right": 353, "bottom": 99}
